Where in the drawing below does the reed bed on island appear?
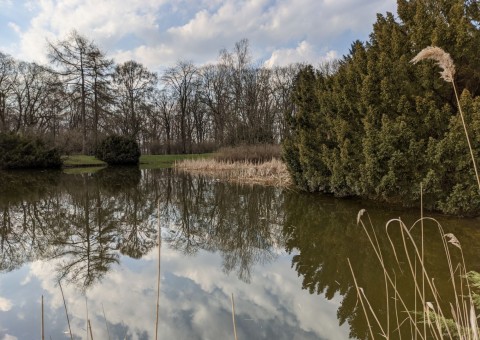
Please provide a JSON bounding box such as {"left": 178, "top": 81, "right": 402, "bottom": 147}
{"left": 214, "top": 144, "right": 282, "bottom": 163}
{"left": 175, "top": 157, "right": 292, "bottom": 187}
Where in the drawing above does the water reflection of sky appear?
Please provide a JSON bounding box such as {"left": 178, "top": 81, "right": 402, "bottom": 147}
{"left": 0, "top": 241, "right": 349, "bottom": 340}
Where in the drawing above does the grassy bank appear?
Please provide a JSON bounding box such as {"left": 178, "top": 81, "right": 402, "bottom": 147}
{"left": 62, "top": 155, "right": 106, "bottom": 167}
{"left": 62, "top": 154, "right": 211, "bottom": 169}
{"left": 175, "top": 158, "right": 292, "bottom": 187}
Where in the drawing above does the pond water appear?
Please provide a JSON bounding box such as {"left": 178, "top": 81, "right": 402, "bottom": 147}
{"left": 1, "top": 167, "right": 480, "bottom": 339}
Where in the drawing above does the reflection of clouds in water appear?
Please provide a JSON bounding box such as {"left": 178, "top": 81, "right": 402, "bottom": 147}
{"left": 3, "top": 245, "right": 349, "bottom": 340}
{"left": 0, "top": 297, "right": 12, "bottom": 312}
{"left": 2, "top": 335, "right": 18, "bottom": 340}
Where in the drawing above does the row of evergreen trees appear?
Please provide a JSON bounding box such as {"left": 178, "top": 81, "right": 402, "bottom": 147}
{"left": 284, "top": 0, "right": 480, "bottom": 215}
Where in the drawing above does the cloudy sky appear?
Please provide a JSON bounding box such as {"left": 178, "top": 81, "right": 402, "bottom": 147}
{"left": 0, "top": 0, "right": 397, "bottom": 71}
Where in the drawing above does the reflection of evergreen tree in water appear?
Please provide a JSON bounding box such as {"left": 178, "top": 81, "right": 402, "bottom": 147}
{"left": 283, "top": 193, "right": 380, "bottom": 339}
{"left": 164, "top": 172, "right": 285, "bottom": 283}
{"left": 283, "top": 192, "right": 480, "bottom": 339}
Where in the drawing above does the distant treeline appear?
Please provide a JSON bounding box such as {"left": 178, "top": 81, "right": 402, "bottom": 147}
{"left": 0, "top": 35, "right": 300, "bottom": 155}
{"left": 284, "top": 0, "right": 480, "bottom": 215}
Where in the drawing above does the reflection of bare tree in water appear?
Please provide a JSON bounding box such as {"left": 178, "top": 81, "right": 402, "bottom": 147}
{"left": 0, "top": 168, "right": 159, "bottom": 289}
{"left": 163, "top": 172, "right": 284, "bottom": 283}
{"left": 0, "top": 168, "right": 284, "bottom": 287}
{"left": 0, "top": 203, "right": 28, "bottom": 272}
{"left": 51, "top": 168, "right": 158, "bottom": 288}
{"left": 116, "top": 182, "right": 157, "bottom": 259}
{"left": 50, "top": 176, "right": 119, "bottom": 289}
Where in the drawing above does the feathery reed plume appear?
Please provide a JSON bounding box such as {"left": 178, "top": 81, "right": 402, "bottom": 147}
{"left": 412, "top": 46, "right": 480, "bottom": 192}
{"left": 59, "top": 280, "right": 73, "bottom": 340}
{"left": 411, "top": 46, "right": 455, "bottom": 83}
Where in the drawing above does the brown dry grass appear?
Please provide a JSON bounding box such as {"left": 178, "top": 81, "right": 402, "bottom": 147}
{"left": 214, "top": 144, "right": 282, "bottom": 163}
{"left": 175, "top": 158, "right": 292, "bottom": 187}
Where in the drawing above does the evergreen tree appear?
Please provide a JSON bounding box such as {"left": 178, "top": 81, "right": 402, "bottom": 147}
{"left": 284, "top": 0, "right": 480, "bottom": 215}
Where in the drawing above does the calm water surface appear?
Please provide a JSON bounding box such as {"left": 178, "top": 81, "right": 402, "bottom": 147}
{"left": 1, "top": 168, "right": 480, "bottom": 339}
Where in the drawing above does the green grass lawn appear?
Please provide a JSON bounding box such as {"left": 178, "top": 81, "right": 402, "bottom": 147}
{"left": 62, "top": 154, "right": 211, "bottom": 169}
{"left": 62, "top": 155, "right": 107, "bottom": 167}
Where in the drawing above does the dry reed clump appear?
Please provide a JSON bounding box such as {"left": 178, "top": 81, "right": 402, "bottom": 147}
{"left": 214, "top": 144, "right": 282, "bottom": 163}
{"left": 175, "top": 158, "right": 292, "bottom": 187}
{"left": 353, "top": 210, "right": 480, "bottom": 339}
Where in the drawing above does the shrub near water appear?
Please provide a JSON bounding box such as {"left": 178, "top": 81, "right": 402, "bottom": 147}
{"left": 95, "top": 135, "right": 141, "bottom": 165}
{"left": 0, "top": 133, "right": 61, "bottom": 170}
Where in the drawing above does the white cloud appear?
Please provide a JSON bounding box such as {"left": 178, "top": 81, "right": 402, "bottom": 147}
{"left": 264, "top": 41, "right": 338, "bottom": 67}
{"left": 7, "top": 22, "right": 21, "bottom": 35}
{"left": 0, "top": 0, "right": 13, "bottom": 7}
{"left": 7, "top": 0, "right": 397, "bottom": 71}
{"left": 2, "top": 335, "right": 18, "bottom": 340}
{"left": 13, "top": 0, "right": 166, "bottom": 63}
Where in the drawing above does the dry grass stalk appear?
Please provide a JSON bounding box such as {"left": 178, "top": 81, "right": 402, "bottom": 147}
{"left": 214, "top": 144, "right": 282, "bottom": 163}
{"left": 155, "top": 200, "right": 161, "bottom": 340}
{"left": 352, "top": 209, "right": 479, "bottom": 339}
{"left": 102, "top": 303, "right": 111, "bottom": 340}
{"left": 59, "top": 280, "right": 73, "bottom": 340}
{"left": 88, "top": 319, "right": 94, "bottom": 340}
{"left": 231, "top": 293, "right": 238, "bottom": 340}
{"left": 175, "top": 158, "right": 292, "bottom": 187}
{"left": 41, "top": 295, "right": 45, "bottom": 340}
{"left": 85, "top": 296, "right": 90, "bottom": 340}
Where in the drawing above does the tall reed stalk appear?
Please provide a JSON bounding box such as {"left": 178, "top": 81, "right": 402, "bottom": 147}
{"left": 353, "top": 209, "right": 478, "bottom": 338}
{"left": 59, "top": 280, "right": 73, "bottom": 340}
{"left": 41, "top": 295, "right": 45, "bottom": 340}
{"left": 231, "top": 293, "right": 238, "bottom": 340}
{"left": 411, "top": 46, "right": 480, "bottom": 191}
{"left": 102, "top": 303, "right": 111, "bottom": 340}
{"left": 88, "top": 319, "right": 94, "bottom": 340}
{"left": 155, "top": 200, "right": 162, "bottom": 340}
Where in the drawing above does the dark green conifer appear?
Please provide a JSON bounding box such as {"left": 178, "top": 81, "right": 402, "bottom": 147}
{"left": 284, "top": 0, "right": 480, "bottom": 215}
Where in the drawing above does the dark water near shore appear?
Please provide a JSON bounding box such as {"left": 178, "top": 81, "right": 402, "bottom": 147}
{"left": 0, "top": 167, "right": 479, "bottom": 339}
